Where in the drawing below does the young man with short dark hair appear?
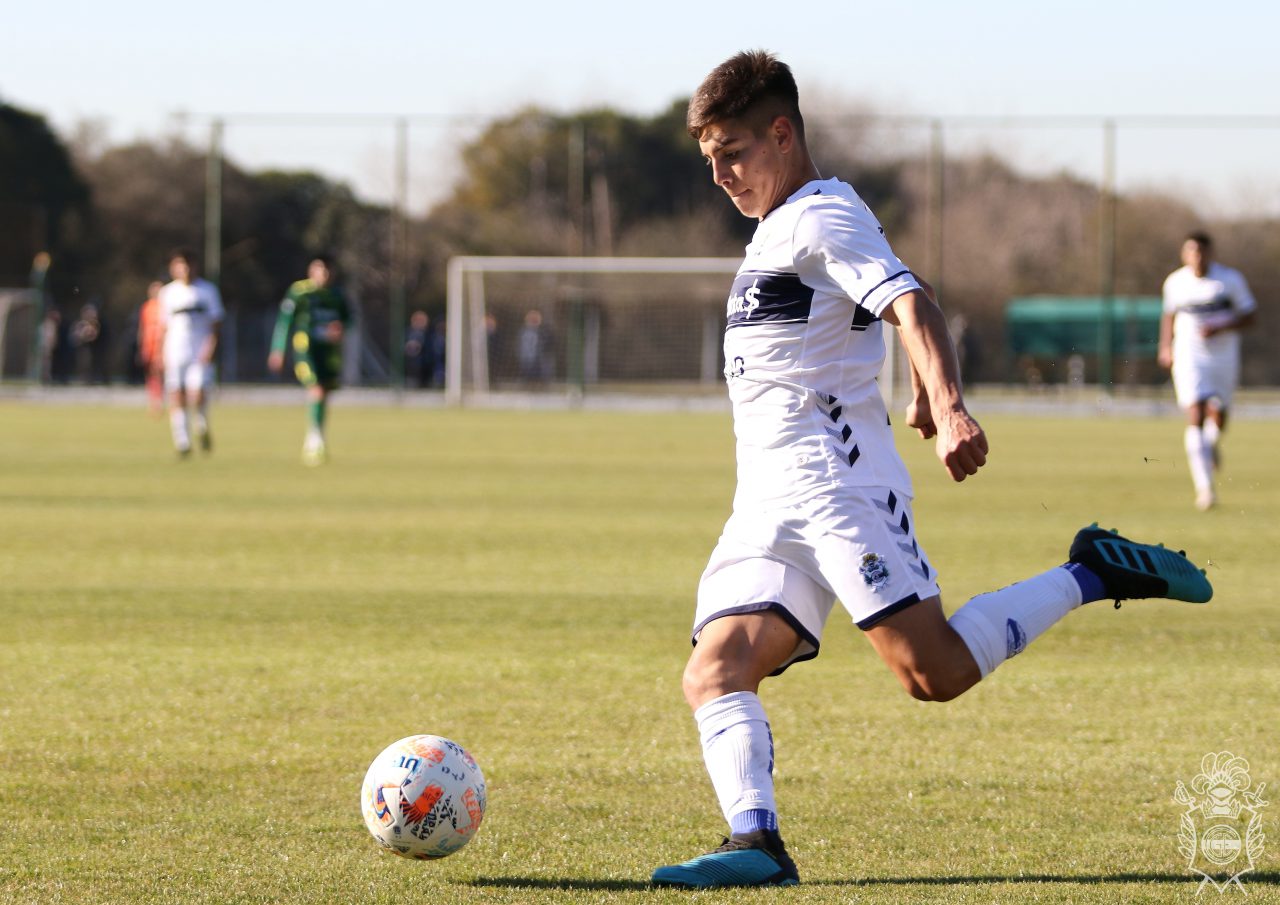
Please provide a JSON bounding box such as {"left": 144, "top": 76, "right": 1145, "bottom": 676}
{"left": 651, "top": 50, "right": 1214, "bottom": 889}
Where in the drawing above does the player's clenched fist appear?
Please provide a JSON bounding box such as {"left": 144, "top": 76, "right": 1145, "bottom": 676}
{"left": 934, "top": 409, "right": 987, "bottom": 482}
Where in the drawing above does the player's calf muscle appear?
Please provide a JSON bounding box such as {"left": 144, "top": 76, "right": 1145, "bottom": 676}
{"left": 887, "top": 655, "right": 977, "bottom": 703}
{"left": 866, "top": 603, "right": 981, "bottom": 702}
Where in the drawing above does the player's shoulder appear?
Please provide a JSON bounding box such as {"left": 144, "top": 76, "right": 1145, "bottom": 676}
{"left": 1210, "top": 261, "right": 1246, "bottom": 283}
{"left": 793, "top": 180, "right": 877, "bottom": 227}
{"left": 157, "top": 280, "right": 184, "bottom": 306}
{"left": 1164, "top": 265, "right": 1199, "bottom": 289}
{"left": 288, "top": 279, "right": 315, "bottom": 296}
{"left": 788, "top": 179, "right": 888, "bottom": 254}
{"left": 788, "top": 178, "right": 864, "bottom": 217}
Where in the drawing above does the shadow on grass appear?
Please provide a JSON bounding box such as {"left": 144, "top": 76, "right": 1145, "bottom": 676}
{"left": 471, "top": 871, "right": 1280, "bottom": 891}
{"left": 832, "top": 870, "right": 1280, "bottom": 887}
{"left": 470, "top": 877, "right": 651, "bottom": 892}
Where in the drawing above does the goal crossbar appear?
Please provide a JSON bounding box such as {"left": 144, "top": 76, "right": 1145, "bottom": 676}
{"left": 445, "top": 256, "right": 740, "bottom": 404}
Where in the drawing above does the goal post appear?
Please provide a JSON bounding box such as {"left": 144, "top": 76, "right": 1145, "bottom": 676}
{"left": 443, "top": 256, "right": 899, "bottom": 407}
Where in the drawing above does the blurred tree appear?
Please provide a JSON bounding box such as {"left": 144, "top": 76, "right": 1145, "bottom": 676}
{"left": 415, "top": 101, "right": 751, "bottom": 316}
{"left": 0, "top": 102, "right": 92, "bottom": 291}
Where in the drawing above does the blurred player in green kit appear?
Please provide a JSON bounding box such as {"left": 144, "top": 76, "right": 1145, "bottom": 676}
{"left": 268, "top": 254, "right": 353, "bottom": 465}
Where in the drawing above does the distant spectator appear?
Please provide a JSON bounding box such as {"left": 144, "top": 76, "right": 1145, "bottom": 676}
{"left": 430, "top": 319, "right": 447, "bottom": 388}
{"left": 948, "top": 313, "right": 981, "bottom": 384}
{"left": 404, "top": 310, "right": 433, "bottom": 388}
{"left": 483, "top": 312, "right": 499, "bottom": 378}
{"left": 71, "top": 302, "right": 109, "bottom": 385}
{"left": 517, "top": 308, "right": 554, "bottom": 384}
{"left": 40, "top": 308, "right": 70, "bottom": 384}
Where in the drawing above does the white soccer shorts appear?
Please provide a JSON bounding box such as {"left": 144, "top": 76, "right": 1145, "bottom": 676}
{"left": 693, "top": 485, "right": 940, "bottom": 674}
{"left": 164, "top": 356, "right": 214, "bottom": 394}
{"left": 1172, "top": 357, "right": 1239, "bottom": 408}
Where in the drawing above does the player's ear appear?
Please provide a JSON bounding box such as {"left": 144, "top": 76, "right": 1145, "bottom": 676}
{"left": 771, "top": 115, "right": 796, "bottom": 153}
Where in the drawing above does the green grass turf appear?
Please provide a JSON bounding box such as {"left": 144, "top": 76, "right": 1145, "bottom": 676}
{"left": 0, "top": 402, "right": 1276, "bottom": 904}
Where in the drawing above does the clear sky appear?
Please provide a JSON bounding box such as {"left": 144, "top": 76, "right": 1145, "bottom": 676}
{"left": 6, "top": 0, "right": 1280, "bottom": 215}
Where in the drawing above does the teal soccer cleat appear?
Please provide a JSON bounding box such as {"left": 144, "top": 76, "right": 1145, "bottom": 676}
{"left": 1069, "top": 524, "right": 1213, "bottom": 604}
{"left": 652, "top": 830, "right": 799, "bottom": 888}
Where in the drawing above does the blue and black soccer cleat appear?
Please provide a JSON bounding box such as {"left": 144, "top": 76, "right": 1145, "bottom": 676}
{"left": 1069, "top": 523, "right": 1213, "bottom": 604}
{"left": 651, "top": 829, "right": 799, "bottom": 888}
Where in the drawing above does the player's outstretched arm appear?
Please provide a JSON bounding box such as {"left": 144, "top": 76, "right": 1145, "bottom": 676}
{"left": 901, "top": 276, "right": 940, "bottom": 439}
{"left": 902, "top": 355, "right": 935, "bottom": 439}
{"left": 268, "top": 295, "right": 296, "bottom": 374}
{"left": 1157, "top": 312, "right": 1175, "bottom": 370}
{"left": 199, "top": 322, "right": 220, "bottom": 365}
{"left": 883, "top": 289, "right": 987, "bottom": 482}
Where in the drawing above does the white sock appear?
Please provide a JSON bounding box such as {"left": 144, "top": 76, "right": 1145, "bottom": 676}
{"left": 948, "top": 567, "right": 1083, "bottom": 678}
{"left": 1202, "top": 420, "right": 1221, "bottom": 462}
{"left": 1184, "top": 426, "right": 1213, "bottom": 493}
{"left": 169, "top": 408, "right": 190, "bottom": 450}
{"left": 695, "top": 691, "right": 778, "bottom": 833}
{"left": 194, "top": 401, "right": 209, "bottom": 438}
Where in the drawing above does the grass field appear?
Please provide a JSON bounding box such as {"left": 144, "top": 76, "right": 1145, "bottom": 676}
{"left": 1, "top": 402, "right": 1276, "bottom": 904}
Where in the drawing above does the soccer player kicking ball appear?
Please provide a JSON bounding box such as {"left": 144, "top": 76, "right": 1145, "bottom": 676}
{"left": 268, "top": 254, "right": 352, "bottom": 466}
{"left": 158, "top": 250, "right": 224, "bottom": 457}
{"left": 651, "top": 51, "right": 1214, "bottom": 889}
{"left": 1158, "top": 232, "right": 1257, "bottom": 511}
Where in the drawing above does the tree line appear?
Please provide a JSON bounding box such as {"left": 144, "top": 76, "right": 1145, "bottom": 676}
{"left": 2, "top": 98, "right": 1275, "bottom": 385}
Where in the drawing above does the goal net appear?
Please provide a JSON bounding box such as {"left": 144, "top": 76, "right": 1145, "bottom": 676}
{"left": 444, "top": 256, "right": 900, "bottom": 407}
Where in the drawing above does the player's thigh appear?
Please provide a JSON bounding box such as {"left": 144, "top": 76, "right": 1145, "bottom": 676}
{"left": 695, "top": 537, "right": 835, "bottom": 676}
{"left": 163, "top": 355, "right": 187, "bottom": 394}
{"left": 312, "top": 342, "right": 342, "bottom": 390}
{"left": 686, "top": 611, "right": 804, "bottom": 705}
{"left": 808, "top": 487, "right": 940, "bottom": 631}
{"left": 1173, "top": 361, "right": 1234, "bottom": 411}
{"left": 183, "top": 361, "right": 212, "bottom": 397}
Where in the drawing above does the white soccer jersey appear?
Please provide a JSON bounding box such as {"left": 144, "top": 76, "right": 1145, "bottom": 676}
{"left": 1162, "top": 262, "right": 1256, "bottom": 367}
{"left": 723, "top": 178, "right": 920, "bottom": 507}
{"left": 159, "top": 278, "right": 224, "bottom": 362}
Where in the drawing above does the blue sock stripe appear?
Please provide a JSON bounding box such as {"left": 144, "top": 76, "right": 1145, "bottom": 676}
{"left": 1063, "top": 562, "right": 1106, "bottom": 603}
{"left": 730, "top": 808, "right": 778, "bottom": 834}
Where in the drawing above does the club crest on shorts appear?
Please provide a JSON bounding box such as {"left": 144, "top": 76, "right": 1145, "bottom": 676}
{"left": 859, "top": 552, "right": 890, "bottom": 589}
{"left": 1173, "top": 751, "right": 1269, "bottom": 895}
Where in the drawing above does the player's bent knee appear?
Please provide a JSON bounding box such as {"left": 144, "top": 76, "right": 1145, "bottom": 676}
{"left": 681, "top": 655, "right": 742, "bottom": 710}
{"left": 680, "top": 644, "right": 773, "bottom": 710}
{"left": 890, "top": 658, "right": 975, "bottom": 703}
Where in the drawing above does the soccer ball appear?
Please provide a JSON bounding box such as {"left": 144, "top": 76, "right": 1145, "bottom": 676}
{"left": 360, "top": 735, "right": 487, "bottom": 859}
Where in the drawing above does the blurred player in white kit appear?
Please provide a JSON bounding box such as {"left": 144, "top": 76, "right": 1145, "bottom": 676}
{"left": 1158, "top": 232, "right": 1257, "bottom": 510}
{"left": 158, "top": 249, "right": 224, "bottom": 457}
